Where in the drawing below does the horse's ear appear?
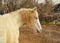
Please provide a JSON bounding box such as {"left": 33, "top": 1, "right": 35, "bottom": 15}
{"left": 31, "top": 7, "right": 37, "bottom": 13}
{"left": 33, "top": 7, "right": 37, "bottom": 11}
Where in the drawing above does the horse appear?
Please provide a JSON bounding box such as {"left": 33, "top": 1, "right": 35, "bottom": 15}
{"left": 0, "top": 7, "right": 42, "bottom": 43}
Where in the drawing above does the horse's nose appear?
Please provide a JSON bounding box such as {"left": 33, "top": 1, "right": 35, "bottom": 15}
{"left": 34, "top": 22, "right": 42, "bottom": 33}
{"left": 37, "top": 23, "right": 42, "bottom": 32}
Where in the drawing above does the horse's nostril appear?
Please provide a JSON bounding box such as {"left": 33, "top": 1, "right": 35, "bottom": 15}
{"left": 36, "top": 29, "right": 40, "bottom": 33}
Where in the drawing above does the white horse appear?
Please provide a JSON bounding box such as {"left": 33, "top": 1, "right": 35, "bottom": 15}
{"left": 0, "top": 7, "right": 42, "bottom": 43}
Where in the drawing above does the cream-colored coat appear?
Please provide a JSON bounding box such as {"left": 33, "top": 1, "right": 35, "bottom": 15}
{"left": 0, "top": 11, "right": 20, "bottom": 43}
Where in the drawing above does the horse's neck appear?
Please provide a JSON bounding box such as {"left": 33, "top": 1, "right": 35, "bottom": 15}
{"left": 0, "top": 13, "right": 21, "bottom": 30}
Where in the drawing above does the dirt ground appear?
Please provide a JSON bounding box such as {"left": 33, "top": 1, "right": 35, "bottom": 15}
{"left": 19, "top": 24, "right": 60, "bottom": 43}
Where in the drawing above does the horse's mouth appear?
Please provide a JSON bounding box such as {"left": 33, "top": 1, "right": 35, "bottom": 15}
{"left": 34, "top": 22, "right": 42, "bottom": 33}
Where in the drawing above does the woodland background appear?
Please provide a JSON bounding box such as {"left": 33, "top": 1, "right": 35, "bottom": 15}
{"left": 0, "top": 0, "right": 60, "bottom": 24}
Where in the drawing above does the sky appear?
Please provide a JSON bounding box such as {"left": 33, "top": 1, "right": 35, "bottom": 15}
{"left": 38, "top": 0, "right": 60, "bottom": 4}
{"left": 52, "top": 0, "right": 60, "bottom": 4}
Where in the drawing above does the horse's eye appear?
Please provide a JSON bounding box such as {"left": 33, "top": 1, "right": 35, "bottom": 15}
{"left": 35, "top": 17, "right": 38, "bottom": 19}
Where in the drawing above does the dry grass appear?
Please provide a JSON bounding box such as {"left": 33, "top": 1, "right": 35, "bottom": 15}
{"left": 19, "top": 24, "right": 60, "bottom": 43}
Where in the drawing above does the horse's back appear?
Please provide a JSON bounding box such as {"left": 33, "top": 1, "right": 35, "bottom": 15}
{"left": 0, "top": 13, "right": 19, "bottom": 43}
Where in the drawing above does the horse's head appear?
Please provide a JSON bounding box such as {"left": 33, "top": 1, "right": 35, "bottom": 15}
{"left": 18, "top": 7, "right": 42, "bottom": 32}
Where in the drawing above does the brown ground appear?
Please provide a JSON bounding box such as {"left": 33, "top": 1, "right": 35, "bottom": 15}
{"left": 19, "top": 24, "right": 60, "bottom": 43}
